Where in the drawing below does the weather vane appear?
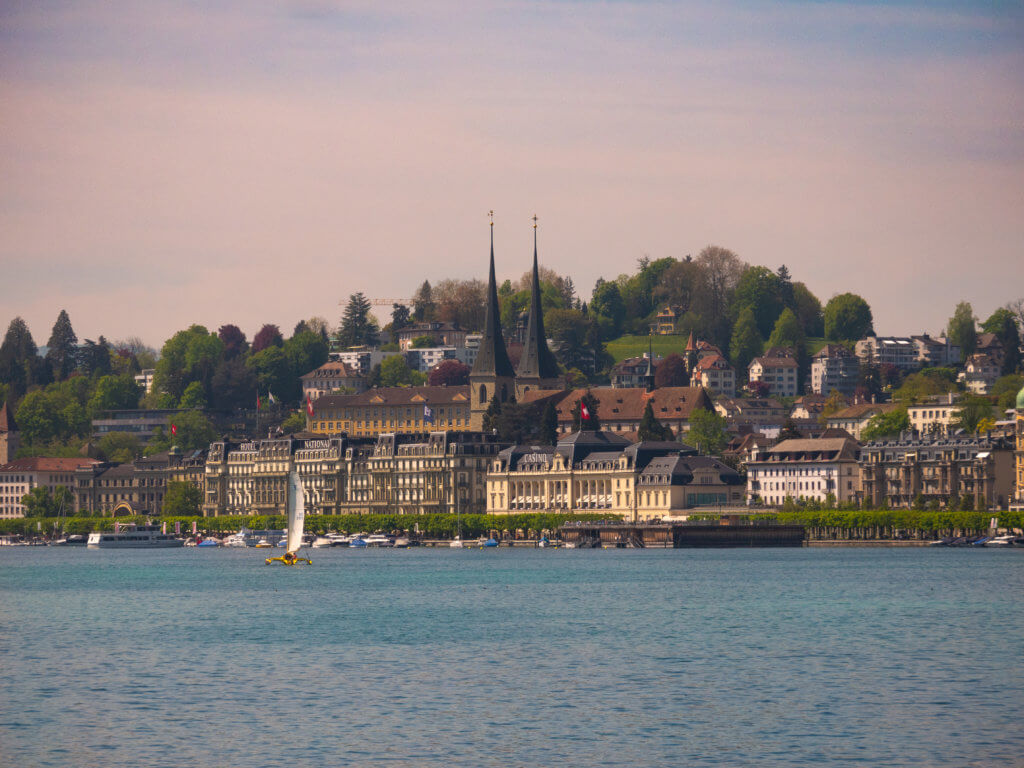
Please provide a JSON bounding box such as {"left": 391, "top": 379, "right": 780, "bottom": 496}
{"left": 532, "top": 214, "right": 538, "bottom": 229}
{"left": 488, "top": 210, "right": 494, "bottom": 227}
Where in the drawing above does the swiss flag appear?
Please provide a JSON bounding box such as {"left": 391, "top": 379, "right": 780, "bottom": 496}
{"left": 580, "top": 401, "right": 590, "bottom": 421}
{"left": 170, "top": 423, "right": 178, "bottom": 436}
{"left": 307, "top": 395, "right": 315, "bottom": 418}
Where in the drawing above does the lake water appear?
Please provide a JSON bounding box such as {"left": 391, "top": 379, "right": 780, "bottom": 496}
{"left": 2, "top": 546, "right": 1023, "bottom": 767}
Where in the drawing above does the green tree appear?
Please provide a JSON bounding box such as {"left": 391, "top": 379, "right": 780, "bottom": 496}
{"left": 638, "top": 401, "right": 673, "bottom": 441}
{"left": 541, "top": 401, "right": 559, "bottom": 445}
{"left": 98, "top": 432, "right": 142, "bottom": 463}
{"left": 590, "top": 279, "right": 626, "bottom": 339}
{"left": 88, "top": 374, "right": 141, "bottom": 417}
{"left": 991, "top": 374, "right": 1024, "bottom": 411}
{"left": 153, "top": 326, "right": 223, "bottom": 405}
{"left": 733, "top": 266, "right": 784, "bottom": 338}
{"left": 249, "top": 347, "right": 292, "bottom": 402}
{"left": 824, "top": 293, "right": 873, "bottom": 341}
{"left": 150, "top": 410, "right": 218, "bottom": 453}
{"left": 0, "top": 316, "right": 46, "bottom": 398}
{"left": 162, "top": 481, "right": 203, "bottom": 516}
{"left": 210, "top": 357, "right": 257, "bottom": 412}
{"left": 729, "top": 306, "right": 762, "bottom": 380}
{"left": 818, "top": 389, "right": 848, "bottom": 425}
{"left": 178, "top": 381, "right": 207, "bottom": 410}
{"left": 546, "top": 308, "right": 603, "bottom": 374}
{"left": 768, "top": 308, "right": 805, "bottom": 351}
{"left": 947, "top": 301, "right": 977, "bottom": 359}
{"left": 377, "top": 355, "right": 426, "bottom": 387}
{"left": 78, "top": 337, "right": 112, "bottom": 378}
{"left": 15, "top": 387, "right": 88, "bottom": 445}
{"left": 411, "top": 335, "right": 436, "bottom": 349}
{"left": 791, "top": 282, "right": 824, "bottom": 337}
{"left": 861, "top": 408, "right": 910, "bottom": 441}
{"left": 391, "top": 303, "right": 411, "bottom": 331}
{"left": 686, "top": 408, "right": 728, "bottom": 455}
{"left": 338, "top": 292, "right": 378, "bottom": 347}
{"left": 954, "top": 394, "right": 994, "bottom": 433}
{"left": 281, "top": 411, "right": 307, "bottom": 433}
{"left": 21, "top": 485, "right": 73, "bottom": 517}
{"left": 284, "top": 331, "right": 329, "bottom": 399}
{"left": 981, "top": 308, "right": 1021, "bottom": 374}
{"left": 45, "top": 310, "right": 78, "bottom": 381}
{"left": 411, "top": 280, "right": 436, "bottom": 322}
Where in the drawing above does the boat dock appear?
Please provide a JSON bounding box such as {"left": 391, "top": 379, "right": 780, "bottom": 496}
{"left": 559, "top": 521, "right": 807, "bottom": 548}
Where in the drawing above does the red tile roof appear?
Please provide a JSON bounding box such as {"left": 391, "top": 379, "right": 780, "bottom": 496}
{"left": 0, "top": 457, "right": 99, "bottom": 472}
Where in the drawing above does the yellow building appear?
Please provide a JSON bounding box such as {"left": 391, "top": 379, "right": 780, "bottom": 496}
{"left": 308, "top": 386, "right": 472, "bottom": 438}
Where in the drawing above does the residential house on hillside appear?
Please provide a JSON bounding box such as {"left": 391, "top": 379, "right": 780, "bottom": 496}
{"left": 650, "top": 306, "right": 683, "bottom": 334}
{"left": 395, "top": 322, "right": 469, "bottom": 351}
{"left": 824, "top": 402, "right": 898, "bottom": 440}
{"left": 961, "top": 353, "right": 1000, "bottom": 394}
{"left": 912, "top": 334, "right": 961, "bottom": 367}
{"left": 746, "top": 436, "right": 862, "bottom": 506}
{"left": 790, "top": 393, "right": 843, "bottom": 421}
{"left": 330, "top": 347, "right": 403, "bottom": 377}
{"left": 976, "top": 332, "right": 1005, "bottom": 370}
{"left": 855, "top": 336, "right": 919, "bottom": 371}
{"left": 301, "top": 361, "right": 367, "bottom": 400}
{"left": 907, "top": 394, "right": 960, "bottom": 436}
{"left": 519, "top": 386, "right": 714, "bottom": 437}
{"left": 748, "top": 352, "right": 799, "bottom": 398}
{"left": 610, "top": 355, "right": 659, "bottom": 389}
{"left": 690, "top": 354, "right": 736, "bottom": 397}
{"left": 811, "top": 344, "right": 859, "bottom": 396}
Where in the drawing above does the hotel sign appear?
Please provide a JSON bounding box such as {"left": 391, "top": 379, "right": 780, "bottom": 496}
{"left": 304, "top": 439, "right": 332, "bottom": 449}
{"left": 239, "top": 442, "right": 257, "bottom": 451}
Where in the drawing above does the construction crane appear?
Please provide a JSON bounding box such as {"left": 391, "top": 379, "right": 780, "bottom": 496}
{"left": 370, "top": 298, "right": 412, "bottom": 307}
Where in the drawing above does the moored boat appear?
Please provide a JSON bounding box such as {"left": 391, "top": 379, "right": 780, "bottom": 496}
{"left": 87, "top": 524, "right": 185, "bottom": 549}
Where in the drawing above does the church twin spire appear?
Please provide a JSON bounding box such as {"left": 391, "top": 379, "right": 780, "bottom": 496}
{"left": 516, "top": 216, "right": 561, "bottom": 383}
{"left": 470, "top": 213, "right": 516, "bottom": 379}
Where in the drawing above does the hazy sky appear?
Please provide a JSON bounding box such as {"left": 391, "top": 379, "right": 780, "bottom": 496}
{"left": 2, "top": 1, "right": 1022, "bottom": 350}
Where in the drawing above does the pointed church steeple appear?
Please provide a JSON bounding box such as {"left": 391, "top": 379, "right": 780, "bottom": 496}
{"left": 516, "top": 217, "right": 561, "bottom": 389}
{"left": 470, "top": 213, "right": 517, "bottom": 431}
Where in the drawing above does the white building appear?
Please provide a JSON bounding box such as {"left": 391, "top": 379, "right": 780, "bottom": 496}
{"left": 0, "top": 457, "right": 100, "bottom": 518}
{"left": 134, "top": 369, "right": 155, "bottom": 394}
{"left": 811, "top": 344, "right": 859, "bottom": 396}
{"left": 746, "top": 437, "right": 861, "bottom": 506}
{"left": 907, "top": 394, "right": 960, "bottom": 436}
{"left": 855, "top": 336, "right": 919, "bottom": 371}
{"left": 960, "top": 353, "right": 1000, "bottom": 394}
{"left": 748, "top": 354, "right": 799, "bottom": 398}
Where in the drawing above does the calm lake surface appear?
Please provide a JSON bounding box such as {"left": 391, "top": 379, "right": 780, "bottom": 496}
{"left": 2, "top": 546, "right": 1023, "bottom": 767}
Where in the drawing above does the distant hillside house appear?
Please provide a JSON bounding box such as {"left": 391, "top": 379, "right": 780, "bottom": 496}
{"left": 748, "top": 353, "right": 799, "bottom": 398}
{"left": 960, "top": 353, "right": 1000, "bottom": 394}
{"left": 610, "top": 355, "right": 658, "bottom": 389}
{"left": 690, "top": 353, "right": 736, "bottom": 397}
{"left": 811, "top": 344, "right": 859, "bottom": 396}
{"left": 301, "top": 361, "right": 367, "bottom": 400}
{"left": 650, "top": 306, "right": 683, "bottom": 335}
{"left": 395, "top": 322, "right": 469, "bottom": 351}
{"left": 855, "top": 336, "right": 920, "bottom": 371}
{"left": 906, "top": 394, "right": 960, "bottom": 436}
{"left": 824, "top": 403, "right": 898, "bottom": 440}
{"left": 519, "top": 386, "right": 714, "bottom": 437}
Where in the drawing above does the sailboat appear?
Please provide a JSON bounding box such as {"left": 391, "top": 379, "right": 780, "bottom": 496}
{"left": 449, "top": 477, "right": 464, "bottom": 548}
{"left": 265, "top": 470, "right": 312, "bottom": 566}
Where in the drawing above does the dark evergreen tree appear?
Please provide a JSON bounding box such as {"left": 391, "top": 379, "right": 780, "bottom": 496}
{"left": 411, "top": 281, "right": 435, "bottom": 322}
{"left": 338, "top": 292, "right": 377, "bottom": 348}
{"left": 541, "top": 401, "right": 559, "bottom": 445}
{"left": 391, "top": 303, "right": 411, "bottom": 331}
{"left": 0, "top": 317, "right": 42, "bottom": 397}
{"left": 638, "top": 401, "right": 672, "bottom": 441}
{"left": 45, "top": 310, "right": 78, "bottom": 381}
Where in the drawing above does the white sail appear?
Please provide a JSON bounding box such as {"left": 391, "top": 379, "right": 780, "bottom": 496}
{"left": 286, "top": 470, "right": 306, "bottom": 553}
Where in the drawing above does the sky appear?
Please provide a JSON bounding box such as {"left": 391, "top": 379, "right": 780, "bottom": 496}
{"left": 1, "top": 0, "right": 1022, "bottom": 350}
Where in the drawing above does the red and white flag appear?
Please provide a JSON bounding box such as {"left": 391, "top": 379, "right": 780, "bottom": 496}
{"left": 581, "top": 401, "right": 591, "bottom": 421}
{"left": 307, "top": 394, "right": 315, "bottom": 418}
{"left": 170, "top": 423, "right": 178, "bottom": 436}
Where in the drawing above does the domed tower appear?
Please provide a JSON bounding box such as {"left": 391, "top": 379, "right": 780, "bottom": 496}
{"left": 515, "top": 218, "right": 562, "bottom": 396}
{"left": 469, "top": 216, "right": 517, "bottom": 431}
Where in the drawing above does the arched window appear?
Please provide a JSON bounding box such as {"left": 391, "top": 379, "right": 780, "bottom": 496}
{"left": 479, "top": 384, "right": 487, "bottom": 404}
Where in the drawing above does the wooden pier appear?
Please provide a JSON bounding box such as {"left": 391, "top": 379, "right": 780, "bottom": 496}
{"left": 559, "top": 522, "right": 806, "bottom": 548}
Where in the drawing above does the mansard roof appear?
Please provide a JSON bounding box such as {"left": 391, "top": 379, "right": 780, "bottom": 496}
{"left": 313, "top": 386, "right": 471, "bottom": 408}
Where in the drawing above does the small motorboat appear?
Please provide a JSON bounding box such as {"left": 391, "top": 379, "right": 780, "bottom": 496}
{"left": 449, "top": 537, "right": 464, "bottom": 549}
{"left": 312, "top": 536, "right": 334, "bottom": 548}
{"left": 364, "top": 534, "right": 394, "bottom": 547}
{"left": 482, "top": 538, "right": 499, "bottom": 548}
{"left": 196, "top": 538, "right": 221, "bottom": 547}
{"left": 254, "top": 538, "right": 272, "bottom": 548}
{"left": 349, "top": 536, "right": 368, "bottom": 548}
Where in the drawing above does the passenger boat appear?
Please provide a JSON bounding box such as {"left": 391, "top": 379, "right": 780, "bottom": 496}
{"left": 87, "top": 524, "right": 185, "bottom": 548}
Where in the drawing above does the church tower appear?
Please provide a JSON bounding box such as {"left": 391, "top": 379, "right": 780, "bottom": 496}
{"left": 469, "top": 216, "right": 517, "bottom": 431}
{"left": 0, "top": 401, "right": 19, "bottom": 464}
{"left": 515, "top": 218, "right": 563, "bottom": 396}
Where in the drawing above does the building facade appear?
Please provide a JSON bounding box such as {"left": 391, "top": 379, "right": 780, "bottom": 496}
{"left": 811, "top": 344, "right": 859, "bottom": 396}
{"left": 825, "top": 403, "right": 897, "bottom": 440}
{"left": 860, "top": 432, "right": 1014, "bottom": 510}
{"left": 203, "top": 431, "right": 504, "bottom": 517}
{"left": 960, "top": 353, "right": 1000, "bottom": 394}
{"left": 906, "top": 395, "right": 960, "bottom": 436}
{"left": 486, "top": 431, "right": 744, "bottom": 522}
{"left": 855, "top": 336, "right": 920, "bottom": 371}
{"left": 748, "top": 354, "right": 799, "bottom": 398}
{"left": 691, "top": 354, "right": 736, "bottom": 397}
{"left": 0, "top": 457, "right": 99, "bottom": 519}
{"left": 301, "top": 361, "right": 367, "bottom": 400}
{"left": 395, "top": 322, "right": 469, "bottom": 351}
{"left": 1015, "top": 385, "right": 1024, "bottom": 510}
{"left": 74, "top": 449, "right": 208, "bottom": 516}
{"left": 308, "top": 386, "right": 472, "bottom": 438}
{"left": 746, "top": 437, "right": 861, "bottom": 506}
